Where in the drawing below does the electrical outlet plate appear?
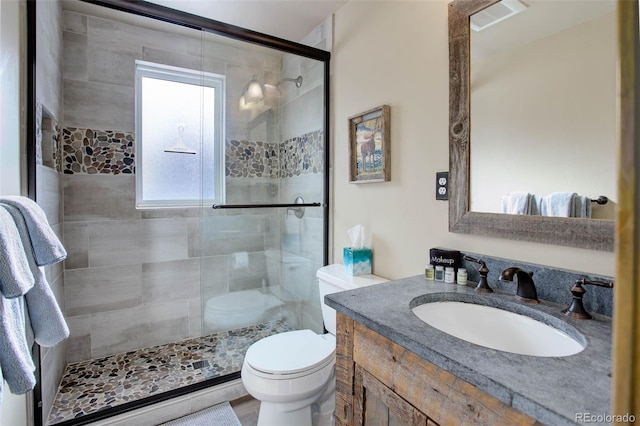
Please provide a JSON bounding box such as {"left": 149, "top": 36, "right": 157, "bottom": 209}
{"left": 436, "top": 172, "right": 449, "bottom": 200}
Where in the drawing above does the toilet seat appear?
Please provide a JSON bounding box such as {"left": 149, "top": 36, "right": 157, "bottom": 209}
{"left": 245, "top": 330, "right": 335, "bottom": 379}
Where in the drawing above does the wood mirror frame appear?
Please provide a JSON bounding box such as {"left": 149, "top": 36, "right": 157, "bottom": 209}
{"left": 448, "top": 0, "right": 615, "bottom": 252}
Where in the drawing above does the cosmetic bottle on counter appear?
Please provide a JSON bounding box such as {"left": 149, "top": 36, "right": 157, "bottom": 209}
{"left": 444, "top": 267, "right": 455, "bottom": 283}
{"left": 425, "top": 264, "right": 434, "bottom": 280}
{"left": 457, "top": 268, "right": 467, "bottom": 285}
{"left": 435, "top": 265, "right": 444, "bottom": 281}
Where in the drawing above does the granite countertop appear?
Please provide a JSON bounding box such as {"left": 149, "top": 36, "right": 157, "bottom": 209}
{"left": 325, "top": 275, "right": 613, "bottom": 426}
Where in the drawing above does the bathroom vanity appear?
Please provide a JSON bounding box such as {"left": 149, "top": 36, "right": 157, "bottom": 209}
{"left": 326, "top": 276, "right": 613, "bottom": 426}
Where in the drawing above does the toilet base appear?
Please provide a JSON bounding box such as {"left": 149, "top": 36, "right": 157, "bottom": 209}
{"left": 256, "top": 398, "right": 335, "bottom": 426}
{"left": 257, "top": 403, "right": 312, "bottom": 426}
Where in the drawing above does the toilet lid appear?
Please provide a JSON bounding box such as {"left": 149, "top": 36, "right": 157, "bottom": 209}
{"left": 245, "top": 330, "right": 335, "bottom": 375}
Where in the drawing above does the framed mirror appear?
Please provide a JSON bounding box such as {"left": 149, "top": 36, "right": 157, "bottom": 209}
{"left": 448, "top": 0, "right": 615, "bottom": 251}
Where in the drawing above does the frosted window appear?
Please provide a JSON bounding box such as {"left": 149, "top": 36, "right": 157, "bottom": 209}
{"left": 135, "top": 61, "right": 225, "bottom": 208}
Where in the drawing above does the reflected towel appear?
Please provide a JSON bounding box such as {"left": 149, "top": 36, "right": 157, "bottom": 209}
{"left": 530, "top": 194, "right": 541, "bottom": 215}
{"left": 501, "top": 192, "right": 533, "bottom": 215}
{"left": 0, "top": 295, "right": 36, "bottom": 395}
{"left": 1, "top": 204, "right": 69, "bottom": 347}
{"left": 572, "top": 195, "right": 592, "bottom": 218}
{"left": 0, "top": 208, "right": 34, "bottom": 298}
{"left": 540, "top": 192, "right": 576, "bottom": 217}
{"left": 0, "top": 196, "right": 67, "bottom": 266}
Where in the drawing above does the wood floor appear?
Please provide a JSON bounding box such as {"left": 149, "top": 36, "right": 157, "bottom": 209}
{"left": 230, "top": 395, "right": 260, "bottom": 426}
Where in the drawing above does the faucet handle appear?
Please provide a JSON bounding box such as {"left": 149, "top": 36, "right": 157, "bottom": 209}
{"left": 562, "top": 278, "right": 614, "bottom": 319}
{"left": 463, "top": 255, "right": 493, "bottom": 293}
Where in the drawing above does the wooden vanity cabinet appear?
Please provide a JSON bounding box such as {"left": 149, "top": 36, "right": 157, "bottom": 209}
{"left": 334, "top": 313, "right": 541, "bottom": 426}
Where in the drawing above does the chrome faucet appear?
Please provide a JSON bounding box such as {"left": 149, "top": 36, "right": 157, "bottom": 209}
{"left": 499, "top": 267, "right": 539, "bottom": 304}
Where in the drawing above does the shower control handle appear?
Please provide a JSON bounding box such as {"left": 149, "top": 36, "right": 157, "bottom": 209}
{"left": 286, "top": 196, "right": 306, "bottom": 218}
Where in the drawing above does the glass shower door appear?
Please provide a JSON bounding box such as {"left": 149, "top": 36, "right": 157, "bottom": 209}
{"left": 196, "top": 31, "right": 328, "bottom": 382}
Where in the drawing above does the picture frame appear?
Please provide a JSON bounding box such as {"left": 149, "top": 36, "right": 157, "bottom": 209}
{"left": 348, "top": 105, "right": 390, "bottom": 183}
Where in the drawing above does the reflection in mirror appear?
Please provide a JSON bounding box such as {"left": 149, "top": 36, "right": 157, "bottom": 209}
{"left": 448, "top": 0, "right": 614, "bottom": 251}
{"left": 469, "top": 0, "right": 617, "bottom": 220}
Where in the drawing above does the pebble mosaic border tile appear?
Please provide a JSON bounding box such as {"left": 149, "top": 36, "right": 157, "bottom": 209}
{"left": 42, "top": 118, "right": 63, "bottom": 173}
{"left": 52, "top": 120, "right": 63, "bottom": 173}
{"left": 62, "top": 127, "right": 323, "bottom": 178}
{"left": 279, "top": 130, "right": 324, "bottom": 178}
{"left": 47, "top": 320, "right": 292, "bottom": 425}
{"left": 62, "top": 128, "right": 135, "bottom": 175}
{"left": 226, "top": 139, "right": 280, "bottom": 179}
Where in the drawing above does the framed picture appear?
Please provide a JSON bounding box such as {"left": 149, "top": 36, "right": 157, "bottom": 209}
{"left": 348, "top": 105, "right": 390, "bottom": 183}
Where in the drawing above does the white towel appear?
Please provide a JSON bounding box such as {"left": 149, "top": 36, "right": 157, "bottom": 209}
{"left": 0, "top": 208, "right": 34, "bottom": 298}
{"left": 0, "top": 295, "right": 36, "bottom": 395}
{"left": 540, "top": 192, "right": 576, "bottom": 217}
{"left": 501, "top": 192, "right": 533, "bottom": 215}
{"left": 1, "top": 204, "right": 69, "bottom": 347}
{"left": 0, "top": 196, "right": 67, "bottom": 266}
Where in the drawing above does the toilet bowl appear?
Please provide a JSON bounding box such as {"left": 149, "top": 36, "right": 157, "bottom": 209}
{"left": 241, "top": 264, "right": 388, "bottom": 426}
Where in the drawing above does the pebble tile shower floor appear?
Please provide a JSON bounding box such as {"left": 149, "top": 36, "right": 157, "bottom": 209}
{"left": 47, "top": 320, "right": 292, "bottom": 424}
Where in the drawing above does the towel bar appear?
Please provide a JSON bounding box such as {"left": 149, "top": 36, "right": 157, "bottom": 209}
{"left": 590, "top": 196, "right": 608, "bottom": 205}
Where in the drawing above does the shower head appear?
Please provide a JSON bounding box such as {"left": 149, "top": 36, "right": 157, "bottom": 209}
{"left": 277, "top": 75, "right": 303, "bottom": 88}
{"left": 164, "top": 125, "right": 196, "bottom": 155}
{"left": 262, "top": 76, "right": 303, "bottom": 101}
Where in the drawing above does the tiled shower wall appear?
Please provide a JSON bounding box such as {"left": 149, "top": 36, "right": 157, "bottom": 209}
{"left": 35, "top": 0, "right": 67, "bottom": 420}
{"left": 60, "top": 7, "right": 327, "bottom": 364}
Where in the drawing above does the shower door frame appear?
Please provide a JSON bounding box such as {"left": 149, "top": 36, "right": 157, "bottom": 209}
{"left": 26, "top": 0, "right": 330, "bottom": 423}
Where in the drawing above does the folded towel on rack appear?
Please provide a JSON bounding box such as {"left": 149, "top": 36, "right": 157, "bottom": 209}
{"left": 501, "top": 192, "right": 534, "bottom": 215}
{"left": 571, "top": 195, "right": 592, "bottom": 218}
{"left": 1, "top": 204, "right": 69, "bottom": 347}
{"left": 0, "top": 295, "right": 36, "bottom": 396}
{"left": 530, "top": 194, "right": 541, "bottom": 215}
{"left": 0, "top": 196, "right": 67, "bottom": 266}
{"left": 540, "top": 192, "right": 576, "bottom": 217}
{"left": 0, "top": 208, "right": 34, "bottom": 298}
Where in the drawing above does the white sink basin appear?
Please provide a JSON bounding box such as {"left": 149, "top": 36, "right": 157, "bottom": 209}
{"left": 412, "top": 301, "right": 585, "bottom": 357}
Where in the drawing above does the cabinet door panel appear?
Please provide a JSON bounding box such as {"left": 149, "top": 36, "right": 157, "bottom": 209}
{"left": 355, "top": 365, "right": 428, "bottom": 426}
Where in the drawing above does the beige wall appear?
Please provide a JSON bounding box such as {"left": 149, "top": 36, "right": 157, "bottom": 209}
{"left": 331, "top": 1, "right": 615, "bottom": 280}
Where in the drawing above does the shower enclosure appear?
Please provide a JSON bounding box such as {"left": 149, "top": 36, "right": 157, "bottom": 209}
{"left": 29, "top": 0, "right": 329, "bottom": 424}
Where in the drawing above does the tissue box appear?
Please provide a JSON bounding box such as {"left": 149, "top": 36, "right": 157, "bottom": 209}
{"left": 343, "top": 247, "right": 372, "bottom": 275}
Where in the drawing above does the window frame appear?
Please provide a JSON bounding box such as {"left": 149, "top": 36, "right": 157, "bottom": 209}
{"left": 134, "top": 60, "right": 226, "bottom": 209}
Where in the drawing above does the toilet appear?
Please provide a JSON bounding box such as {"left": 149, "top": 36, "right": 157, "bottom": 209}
{"left": 241, "top": 264, "right": 388, "bottom": 426}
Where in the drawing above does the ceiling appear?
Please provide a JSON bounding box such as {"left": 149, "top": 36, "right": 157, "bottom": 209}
{"left": 143, "top": 0, "right": 348, "bottom": 42}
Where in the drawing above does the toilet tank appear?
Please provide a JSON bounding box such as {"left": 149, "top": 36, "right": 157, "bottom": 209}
{"left": 317, "top": 264, "right": 388, "bottom": 335}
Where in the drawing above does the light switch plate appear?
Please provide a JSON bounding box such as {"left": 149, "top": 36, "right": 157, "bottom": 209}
{"left": 436, "top": 172, "right": 449, "bottom": 200}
